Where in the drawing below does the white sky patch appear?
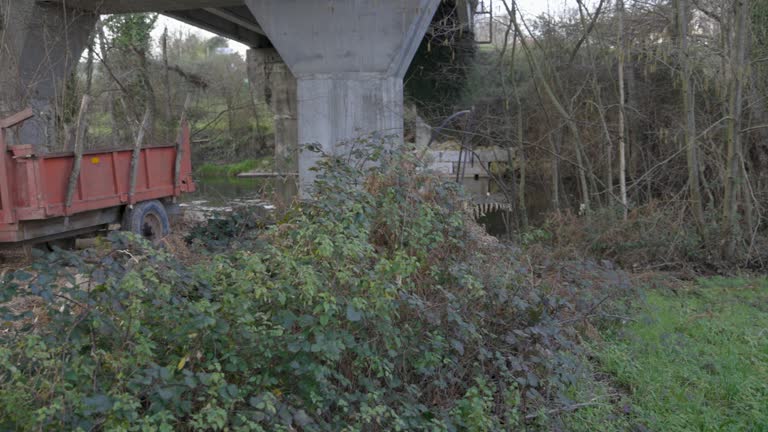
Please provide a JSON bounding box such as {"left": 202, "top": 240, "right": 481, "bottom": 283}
{"left": 502, "top": 0, "right": 570, "bottom": 17}
{"left": 152, "top": 15, "right": 250, "bottom": 57}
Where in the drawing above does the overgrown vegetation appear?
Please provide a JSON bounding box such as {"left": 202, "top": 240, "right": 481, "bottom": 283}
{"left": 423, "top": 0, "right": 768, "bottom": 267}
{"left": 186, "top": 207, "right": 268, "bottom": 251}
{"left": 539, "top": 203, "right": 721, "bottom": 272}
{"left": 3, "top": 2, "right": 767, "bottom": 430}
{"left": 0, "top": 143, "right": 632, "bottom": 430}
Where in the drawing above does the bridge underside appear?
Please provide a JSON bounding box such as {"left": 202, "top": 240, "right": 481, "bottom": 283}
{"left": 4, "top": 0, "right": 473, "bottom": 198}
{"left": 42, "top": 0, "right": 472, "bottom": 59}
{"left": 44, "top": 0, "right": 271, "bottom": 47}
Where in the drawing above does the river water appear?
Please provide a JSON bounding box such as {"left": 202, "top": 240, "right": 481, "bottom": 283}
{"left": 183, "top": 176, "right": 273, "bottom": 206}
{"left": 178, "top": 176, "right": 275, "bottom": 223}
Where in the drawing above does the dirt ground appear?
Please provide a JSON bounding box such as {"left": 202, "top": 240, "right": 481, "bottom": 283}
{"left": 0, "top": 248, "right": 30, "bottom": 276}
{"left": 0, "top": 218, "right": 200, "bottom": 279}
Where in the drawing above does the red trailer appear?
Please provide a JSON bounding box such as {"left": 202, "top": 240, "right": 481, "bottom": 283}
{"left": 0, "top": 109, "right": 196, "bottom": 246}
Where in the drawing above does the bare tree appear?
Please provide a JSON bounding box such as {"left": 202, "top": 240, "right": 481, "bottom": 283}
{"left": 617, "top": 0, "right": 629, "bottom": 219}
{"left": 676, "top": 0, "right": 706, "bottom": 230}
{"left": 503, "top": 0, "right": 592, "bottom": 214}
{"left": 722, "top": 0, "right": 750, "bottom": 259}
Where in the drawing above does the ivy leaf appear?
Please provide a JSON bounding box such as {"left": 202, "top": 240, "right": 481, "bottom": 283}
{"left": 346, "top": 305, "right": 362, "bottom": 322}
{"left": 293, "top": 409, "right": 313, "bottom": 427}
{"left": 450, "top": 339, "right": 465, "bottom": 355}
{"left": 157, "top": 387, "right": 176, "bottom": 401}
{"left": 527, "top": 372, "right": 539, "bottom": 388}
{"left": 13, "top": 271, "right": 32, "bottom": 282}
{"left": 177, "top": 355, "right": 188, "bottom": 371}
{"left": 82, "top": 394, "right": 113, "bottom": 415}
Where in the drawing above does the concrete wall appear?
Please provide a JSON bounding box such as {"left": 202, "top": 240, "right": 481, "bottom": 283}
{"left": 245, "top": 0, "right": 437, "bottom": 78}
{"left": 296, "top": 74, "right": 404, "bottom": 173}
{"left": 247, "top": 48, "right": 299, "bottom": 203}
{"left": 245, "top": 0, "right": 440, "bottom": 196}
{"left": 0, "top": 1, "right": 95, "bottom": 148}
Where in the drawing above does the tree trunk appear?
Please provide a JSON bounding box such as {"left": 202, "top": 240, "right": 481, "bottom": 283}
{"left": 549, "top": 129, "right": 561, "bottom": 213}
{"left": 616, "top": 0, "right": 629, "bottom": 220}
{"left": 516, "top": 96, "right": 528, "bottom": 228}
{"left": 625, "top": 49, "right": 641, "bottom": 196}
{"left": 677, "top": 0, "right": 706, "bottom": 230}
{"left": 722, "top": 0, "right": 750, "bottom": 260}
{"left": 96, "top": 23, "right": 118, "bottom": 147}
{"left": 136, "top": 49, "right": 157, "bottom": 129}
{"left": 162, "top": 27, "right": 173, "bottom": 127}
{"left": 748, "top": 69, "right": 768, "bottom": 178}
{"left": 510, "top": 27, "right": 529, "bottom": 228}
{"left": 617, "top": 0, "right": 629, "bottom": 220}
{"left": 82, "top": 28, "right": 96, "bottom": 150}
{"left": 85, "top": 32, "right": 95, "bottom": 96}
{"left": 576, "top": 0, "right": 617, "bottom": 206}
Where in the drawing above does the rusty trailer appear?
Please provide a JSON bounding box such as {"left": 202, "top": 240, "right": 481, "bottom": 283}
{"left": 0, "top": 109, "right": 196, "bottom": 245}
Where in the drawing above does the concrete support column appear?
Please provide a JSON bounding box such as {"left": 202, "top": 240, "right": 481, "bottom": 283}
{"left": 0, "top": 1, "right": 95, "bottom": 148}
{"left": 245, "top": 0, "right": 441, "bottom": 197}
{"left": 297, "top": 74, "right": 403, "bottom": 193}
{"left": 247, "top": 48, "right": 299, "bottom": 203}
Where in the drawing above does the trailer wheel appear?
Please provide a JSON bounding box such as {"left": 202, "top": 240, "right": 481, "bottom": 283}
{"left": 124, "top": 200, "right": 170, "bottom": 244}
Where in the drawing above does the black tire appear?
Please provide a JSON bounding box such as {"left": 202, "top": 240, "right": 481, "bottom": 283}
{"left": 123, "top": 200, "right": 170, "bottom": 244}
{"left": 46, "top": 237, "right": 77, "bottom": 251}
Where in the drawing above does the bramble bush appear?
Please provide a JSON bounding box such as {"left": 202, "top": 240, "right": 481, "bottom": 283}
{"left": 0, "top": 140, "right": 610, "bottom": 431}
{"left": 186, "top": 207, "right": 267, "bottom": 252}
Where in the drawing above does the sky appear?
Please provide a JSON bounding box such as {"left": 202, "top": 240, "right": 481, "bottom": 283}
{"left": 499, "top": 0, "right": 572, "bottom": 17}
{"left": 152, "top": 16, "right": 249, "bottom": 55}
{"left": 152, "top": 0, "right": 573, "bottom": 57}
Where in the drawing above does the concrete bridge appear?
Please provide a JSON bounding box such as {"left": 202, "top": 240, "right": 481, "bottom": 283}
{"left": 0, "top": 0, "right": 474, "bottom": 199}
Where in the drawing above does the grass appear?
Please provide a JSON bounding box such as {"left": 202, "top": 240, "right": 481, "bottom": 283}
{"left": 584, "top": 277, "right": 768, "bottom": 431}
{"left": 196, "top": 156, "right": 273, "bottom": 178}
{"left": 529, "top": 354, "right": 633, "bottom": 432}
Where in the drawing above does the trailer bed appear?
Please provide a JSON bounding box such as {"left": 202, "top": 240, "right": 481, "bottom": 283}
{"left": 0, "top": 110, "right": 195, "bottom": 244}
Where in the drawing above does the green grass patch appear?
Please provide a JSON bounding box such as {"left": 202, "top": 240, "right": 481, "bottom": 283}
{"left": 196, "top": 156, "right": 273, "bottom": 178}
{"left": 525, "top": 352, "right": 634, "bottom": 432}
{"left": 593, "top": 277, "right": 768, "bottom": 431}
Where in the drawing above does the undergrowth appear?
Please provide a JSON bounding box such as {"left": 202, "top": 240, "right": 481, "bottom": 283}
{"left": 0, "top": 140, "right": 630, "bottom": 431}
{"left": 186, "top": 208, "right": 268, "bottom": 252}
{"left": 541, "top": 204, "right": 717, "bottom": 273}
{"left": 536, "top": 202, "right": 768, "bottom": 273}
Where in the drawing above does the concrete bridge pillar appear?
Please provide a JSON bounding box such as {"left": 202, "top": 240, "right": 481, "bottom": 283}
{"left": 245, "top": 0, "right": 441, "bottom": 196}
{"left": 0, "top": 1, "right": 95, "bottom": 148}
{"left": 247, "top": 48, "right": 299, "bottom": 203}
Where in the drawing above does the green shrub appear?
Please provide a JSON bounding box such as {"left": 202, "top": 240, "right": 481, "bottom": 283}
{"left": 0, "top": 139, "right": 598, "bottom": 430}
{"left": 186, "top": 208, "right": 268, "bottom": 251}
